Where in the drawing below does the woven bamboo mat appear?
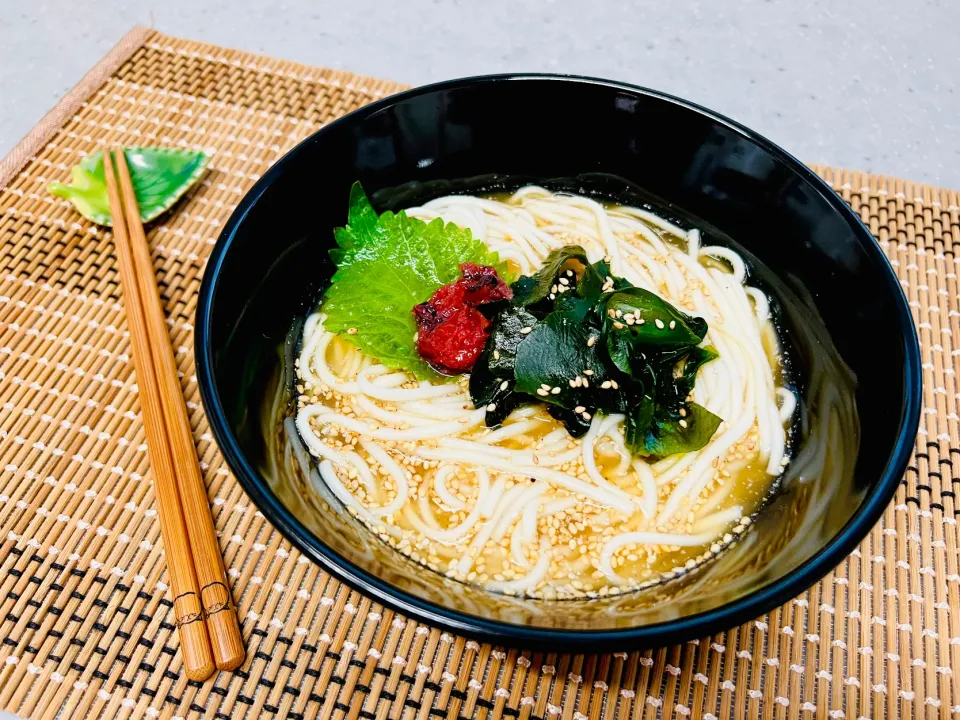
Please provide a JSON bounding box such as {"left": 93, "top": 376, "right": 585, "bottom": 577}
{"left": 0, "top": 26, "right": 957, "bottom": 720}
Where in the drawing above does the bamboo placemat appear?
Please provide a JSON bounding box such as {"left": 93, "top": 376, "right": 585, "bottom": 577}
{"left": 0, "top": 26, "right": 957, "bottom": 720}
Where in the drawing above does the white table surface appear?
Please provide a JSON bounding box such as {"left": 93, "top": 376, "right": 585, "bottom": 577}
{"left": 3, "top": 0, "right": 960, "bottom": 188}
{"left": 0, "top": 1, "right": 958, "bottom": 718}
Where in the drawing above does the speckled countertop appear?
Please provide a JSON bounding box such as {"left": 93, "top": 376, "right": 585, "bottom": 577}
{"left": 3, "top": 0, "right": 960, "bottom": 187}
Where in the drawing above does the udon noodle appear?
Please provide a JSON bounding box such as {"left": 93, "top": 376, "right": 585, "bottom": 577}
{"left": 294, "top": 188, "right": 794, "bottom": 598}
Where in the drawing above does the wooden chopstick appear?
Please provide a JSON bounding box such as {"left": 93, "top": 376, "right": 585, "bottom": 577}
{"left": 102, "top": 149, "right": 216, "bottom": 682}
{"left": 110, "top": 149, "right": 245, "bottom": 671}
{"left": 103, "top": 148, "right": 245, "bottom": 677}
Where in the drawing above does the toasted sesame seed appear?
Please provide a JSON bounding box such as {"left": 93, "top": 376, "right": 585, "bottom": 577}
{"left": 486, "top": 403, "right": 497, "bottom": 412}
{"left": 600, "top": 381, "right": 612, "bottom": 389}
{"left": 549, "top": 293, "right": 556, "bottom": 300}
{"left": 500, "top": 380, "right": 509, "bottom": 391}
{"left": 587, "top": 336, "right": 597, "bottom": 348}
{"left": 569, "top": 379, "right": 578, "bottom": 388}
{"left": 566, "top": 269, "right": 575, "bottom": 277}
{"left": 669, "top": 320, "right": 676, "bottom": 329}
{"left": 679, "top": 419, "right": 688, "bottom": 428}
{"left": 493, "top": 350, "right": 501, "bottom": 360}
{"left": 606, "top": 276, "right": 613, "bottom": 284}
{"left": 679, "top": 407, "right": 687, "bottom": 417}
{"left": 551, "top": 387, "right": 561, "bottom": 395}
{"left": 582, "top": 411, "right": 592, "bottom": 420}
{"left": 615, "top": 309, "right": 623, "bottom": 318}
{"left": 613, "top": 321, "right": 624, "bottom": 330}
{"left": 559, "top": 277, "right": 570, "bottom": 286}
{"left": 541, "top": 383, "right": 551, "bottom": 390}
{"left": 551, "top": 284, "right": 559, "bottom": 293}
{"left": 536, "top": 388, "right": 549, "bottom": 396}
{"left": 347, "top": 327, "right": 358, "bottom": 335}
{"left": 582, "top": 378, "right": 590, "bottom": 388}
{"left": 583, "top": 369, "right": 595, "bottom": 376}
{"left": 637, "top": 318, "right": 645, "bottom": 325}
{"left": 625, "top": 316, "right": 635, "bottom": 325}
{"left": 610, "top": 380, "right": 619, "bottom": 389}
{"left": 607, "top": 309, "right": 617, "bottom": 318}
{"left": 413, "top": 332, "right": 419, "bottom": 342}
{"left": 574, "top": 405, "right": 586, "bottom": 413}
{"left": 520, "top": 327, "right": 533, "bottom": 334}
{"left": 654, "top": 319, "right": 665, "bottom": 329}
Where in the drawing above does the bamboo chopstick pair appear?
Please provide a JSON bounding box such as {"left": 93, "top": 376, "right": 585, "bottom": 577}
{"left": 101, "top": 149, "right": 244, "bottom": 681}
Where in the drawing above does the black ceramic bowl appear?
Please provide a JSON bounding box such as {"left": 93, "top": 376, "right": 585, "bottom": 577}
{"left": 196, "top": 74, "right": 920, "bottom": 648}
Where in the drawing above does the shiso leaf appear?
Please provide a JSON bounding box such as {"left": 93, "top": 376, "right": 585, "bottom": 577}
{"left": 322, "top": 183, "right": 510, "bottom": 380}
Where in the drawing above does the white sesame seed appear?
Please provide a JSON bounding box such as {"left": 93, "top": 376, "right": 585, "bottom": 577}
{"left": 551, "top": 387, "right": 561, "bottom": 395}
{"left": 493, "top": 350, "right": 500, "bottom": 360}
{"left": 655, "top": 319, "right": 665, "bottom": 329}
{"left": 541, "top": 384, "right": 551, "bottom": 390}
{"left": 486, "top": 403, "right": 497, "bottom": 412}
{"left": 566, "top": 269, "right": 575, "bottom": 277}
{"left": 582, "top": 379, "right": 589, "bottom": 387}
{"left": 608, "top": 309, "right": 617, "bottom": 318}
{"left": 583, "top": 369, "right": 594, "bottom": 376}
{"left": 615, "top": 309, "right": 623, "bottom": 318}
{"left": 413, "top": 332, "right": 419, "bottom": 342}
{"left": 574, "top": 406, "right": 586, "bottom": 414}
{"left": 625, "top": 316, "right": 635, "bottom": 325}
{"left": 679, "top": 407, "right": 687, "bottom": 417}
{"left": 569, "top": 379, "right": 578, "bottom": 388}
{"left": 582, "top": 411, "right": 592, "bottom": 420}
{"left": 551, "top": 284, "right": 559, "bottom": 293}
{"left": 610, "top": 380, "right": 619, "bottom": 389}
{"left": 637, "top": 318, "right": 645, "bottom": 325}
{"left": 520, "top": 327, "right": 533, "bottom": 335}
{"left": 613, "top": 321, "right": 624, "bottom": 329}
{"left": 549, "top": 293, "right": 556, "bottom": 300}
{"left": 600, "top": 381, "right": 612, "bottom": 389}
{"left": 679, "top": 419, "right": 688, "bottom": 428}
{"left": 347, "top": 328, "right": 358, "bottom": 335}
{"left": 669, "top": 320, "right": 676, "bottom": 329}
{"left": 499, "top": 381, "right": 509, "bottom": 391}
{"left": 587, "top": 336, "right": 596, "bottom": 348}
{"left": 536, "top": 388, "right": 549, "bottom": 397}
{"left": 559, "top": 277, "right": 570, "bottom": 286}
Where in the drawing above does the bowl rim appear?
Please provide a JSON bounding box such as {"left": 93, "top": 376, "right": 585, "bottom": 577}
{"left": 195, "top": 72, "right": 922, "bottom": 647}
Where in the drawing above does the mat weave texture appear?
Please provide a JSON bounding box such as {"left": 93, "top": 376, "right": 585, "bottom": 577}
{"left": 0, "top": 27, "right": 957, "bottom": 720}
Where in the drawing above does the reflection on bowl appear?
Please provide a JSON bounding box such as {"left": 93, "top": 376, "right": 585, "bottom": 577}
{"left": 196, "top": 75, "right": 920, "bottom": 648}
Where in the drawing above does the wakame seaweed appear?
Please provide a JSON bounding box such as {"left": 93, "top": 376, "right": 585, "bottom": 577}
{"left": 469, "top": 245, "right": 722, "bottom": 459}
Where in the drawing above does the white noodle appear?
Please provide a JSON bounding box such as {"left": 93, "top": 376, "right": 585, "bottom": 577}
{"left": 414, "top": 447, "right": 635, "bottom": 513}
{"left": 600, "top": 531, "right": 716, "bottom": 583}
{"left": 487, "top": 551, "right": 552, "bottom": 594}
{"left": 432, "top": 466, "right": 465, "bottom": 510}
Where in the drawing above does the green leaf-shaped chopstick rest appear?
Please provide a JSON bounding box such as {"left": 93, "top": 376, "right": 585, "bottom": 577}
{"left": 49, "top": 147, "right": 209, "bottom": 226}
